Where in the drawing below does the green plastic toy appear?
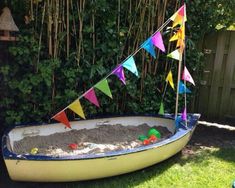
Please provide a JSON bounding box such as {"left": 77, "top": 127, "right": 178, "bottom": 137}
{"left": 148, "top": 128, "right": 161, "bottom": 139}
{"left": 138, "top": 135, "right": 148, "bottom": 141}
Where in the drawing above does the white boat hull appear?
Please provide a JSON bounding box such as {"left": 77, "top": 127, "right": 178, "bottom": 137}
{"left": 2, "top": 114, "right": 200, "bottom": 182}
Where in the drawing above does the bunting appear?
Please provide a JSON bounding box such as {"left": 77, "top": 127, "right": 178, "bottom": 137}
{"left": 123, "top": 56, "right": 139, "bottom": 77}
{"left": 51, "top": 4, "right": 192, "bottom": 125}
{"left": 175, "top": 116, "right": 182, "bottom": 129}
{"left": 151, "top": 32, "right": 166, "bottom": 52}
{"left": 179, "top": 81, "right": 191, "bottom": 94}
{"left": 181, "top": 107, "right": 187, "bottom": 121}
{"left": 169, "top": 26, "right": 185, "bottom": 42}
{"left": 95, "top": 79, "right": 112, "bottom": 98}
{"left": 53, "top": 111, "right": 71, "bottom": 128}
{"left": 158, "top": 102, "right": 164, "bottom": 115}
{"left": 112, "top": 65, "right": 126, "bottom": 84}
{"left": 172, "top": 14, "right": 184, "bottom": 27}
{"left": 84, "top": 88, "right": 100, "bottom": 107}
{"left": 166, "top": 70, "right": 174, "bottom": 90}
{"left": 141, "top": 38, "right": 156, "bottom": 58}
{"left": 182, "top": 66, "right": 195, "bottom": 85}
{"left": 167, "top": 49, "right": 182, "bottom": 61}
{"left": 175, "top": 116, "right": 187, "bottom": 129}
{"left": 170, "top": 4, "right": 187, "bottom": 27}
{"left": 68, "top": 99, "right": 85, "bottom": 119}
{"left": 177, "top": 39, "right": 185, "bottom": 50}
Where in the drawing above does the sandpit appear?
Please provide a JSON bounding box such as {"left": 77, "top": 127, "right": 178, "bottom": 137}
{"left": 13, "top": 124, "right": 172, "bottom": 157}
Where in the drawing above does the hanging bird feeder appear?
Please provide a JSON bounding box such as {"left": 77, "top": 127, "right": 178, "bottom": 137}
{"left": 0, "top": 7, "right": 19, "bottom": 41}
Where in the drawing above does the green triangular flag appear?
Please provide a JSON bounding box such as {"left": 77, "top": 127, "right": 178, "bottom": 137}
{"left": 158, "top": 102, "right": 164, "bottom": 115}
{"left": 95, "top": 79, "right": 112, "bottom": 98}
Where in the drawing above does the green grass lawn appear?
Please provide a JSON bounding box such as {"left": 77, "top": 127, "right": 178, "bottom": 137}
{"left": 67, "top": 147, "right": 235, "bottom": 188}
{"left": 2, "top": 146, "right": 234, "bottom": 188}
{"left": 1, "top": 124, "right": 235, "bottom": 188}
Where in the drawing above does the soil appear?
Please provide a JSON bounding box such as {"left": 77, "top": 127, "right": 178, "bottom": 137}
{"left": 13, "top": 124, "right": 172, "bottom": 157}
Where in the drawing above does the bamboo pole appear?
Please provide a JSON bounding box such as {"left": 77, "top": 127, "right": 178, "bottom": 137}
{"left": 36, "top": 1, "right": 46, "bottom": 71}
{"left": 175, "top": 4, "right": 185, "bottom": 118}
{"left": 66, "top": 0, "right": 70, "bottom": 58}
{"left": 53, "top": 0, "right": 59, "bottom": 58}
{"left": 76, "top": 0, "right": 85, "bottom": 65}
{"left": 47, "top": 0, "right": 52, "bottom": 56}
{"left": 92, "top": 5, "right": 95, "bottom": 65}
{"left": 117, "top": 0, "right": 120, "bottom": 64}
{"left": 71, "top": 0, "right": 78, "bottom": 51}
{"left": 52, "top": 12, "right": 173, "bottom": 118}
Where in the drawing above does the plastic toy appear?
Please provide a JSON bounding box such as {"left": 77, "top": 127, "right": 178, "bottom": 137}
{"left": 30, "top": 147, "right": 38, "bottom": 155}
{"left": 68, "top": 143, "right": 78, "bottom": 150}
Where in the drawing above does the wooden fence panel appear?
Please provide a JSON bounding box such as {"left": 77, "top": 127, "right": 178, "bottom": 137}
{"left": 197, "top": 31, "right": 235, "bottom": 120}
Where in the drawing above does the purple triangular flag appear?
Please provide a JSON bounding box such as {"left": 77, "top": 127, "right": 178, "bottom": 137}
{"left": 84, "top": 88, "right": 100, "bottom": 107}
{"left": 151, "top": 32, "right": 166, "bottom": 52}
{"left": 181, "top": 107, "right": 187, "bottom": 121}
{"left": 112, "top": 65, "right": 126, "bottom": 85}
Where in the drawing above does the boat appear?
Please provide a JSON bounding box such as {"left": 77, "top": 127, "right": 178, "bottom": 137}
{"left": 2, "top": 114, "right": 200, "bottom": 182}
{"left": 2, "top": 4, "right": 200, "bottom": 182}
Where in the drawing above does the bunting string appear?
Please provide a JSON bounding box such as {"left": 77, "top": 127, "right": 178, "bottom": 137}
{"left": 51, "top": 15, "right": 173, "bottom": 121}
{"left": 52, "top": 4, "right": 195, "bottom": 129}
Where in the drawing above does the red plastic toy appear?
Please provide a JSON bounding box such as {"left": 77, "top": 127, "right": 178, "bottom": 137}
{"left": 68, "top": 143, "right": 78, "bottom": 150}
{"left": 149, "top": 135, "right": 158, "bottom": 143}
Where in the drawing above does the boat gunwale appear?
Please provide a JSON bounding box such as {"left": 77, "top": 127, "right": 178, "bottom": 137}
{"left": 2, "top": 113, "right": 200, "bottom": 161}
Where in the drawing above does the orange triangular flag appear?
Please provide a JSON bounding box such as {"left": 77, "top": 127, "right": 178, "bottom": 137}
{"left": 173, "top": 14, "right": 184, "bottom": 27}
{"left": 68, "top": 99, "right": 86, "bottom": 119}
{"left": 170, "top": 5, "right": 187, "bottom": 27}
{"left": 53, "top": 111, "right": 71, "bottom": 128}
{"left": 176, "top": 39, "right": 185, "bottom": 53}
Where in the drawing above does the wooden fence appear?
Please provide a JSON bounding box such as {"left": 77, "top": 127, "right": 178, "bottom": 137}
{"left": 196, "top": 30, "right": 235, "bottom": 120}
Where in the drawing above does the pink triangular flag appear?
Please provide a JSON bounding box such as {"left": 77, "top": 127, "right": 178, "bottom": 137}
{"left": 52, "top": 111, "right": 71, "bottom": 128}
{"left": 84, "top": 88, "right": 100, "bottom": 107}
{"left": 181, "top": 107, "right": 187, "bottom": 121}
{"left": 151, "top": 32, "right": 165, "bottom": 52}
{"left": 182, "top": 66, "right": 195, "bottom": 86}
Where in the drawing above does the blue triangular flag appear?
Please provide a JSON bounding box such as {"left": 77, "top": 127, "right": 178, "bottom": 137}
{"left": 175, "top": 116, "right": 181, "bottom": 130}
{"left": 175, "top": 116, "right": 187, "bottom": 130}
{"left": 141, "top": 38, "right": 156, "bottom": 58}
{"left": 123, "top": 56, "right": 139, "bottom": 77}
{"left": 179, "top": 81, "right": 191, "bottom": 94}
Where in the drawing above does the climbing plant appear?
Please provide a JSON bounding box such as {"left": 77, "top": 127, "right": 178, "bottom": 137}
{"left": 0, "top": 0, "right": 234, "bottom": 127}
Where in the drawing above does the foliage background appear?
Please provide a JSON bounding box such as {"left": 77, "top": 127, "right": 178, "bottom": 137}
{"left": 0, "top": 0, "right": 234, "bottom": 127}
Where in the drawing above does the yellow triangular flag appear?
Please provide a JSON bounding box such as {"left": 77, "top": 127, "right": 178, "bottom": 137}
{"left": 166, "top": 70, "right": 174, "bottom": 90}
{"left": 169, "top": 33, "right": 179, "bottom": 41}
{"left": 170, "top": 26, "right": 185, "bottom": 42}
{"left": 170, "top": 11, "right": 178, "bottom": 21}
{"left": 68, "top": 99, "right": 85, "bottom": 119}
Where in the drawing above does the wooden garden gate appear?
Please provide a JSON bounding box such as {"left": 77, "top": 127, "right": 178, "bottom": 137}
{"left": 196, "top": 30, "right": 235, "bottom": 120}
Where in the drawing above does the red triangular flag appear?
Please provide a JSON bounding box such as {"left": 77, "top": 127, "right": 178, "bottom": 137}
{"left": 178, "top": 5, "right": 185, "bottom": 17}
{"left": 53, "top": 111, "right": 71, "bottom": 128}
{"left": 84, "top": 88, "right": 100, "bottom": 107}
